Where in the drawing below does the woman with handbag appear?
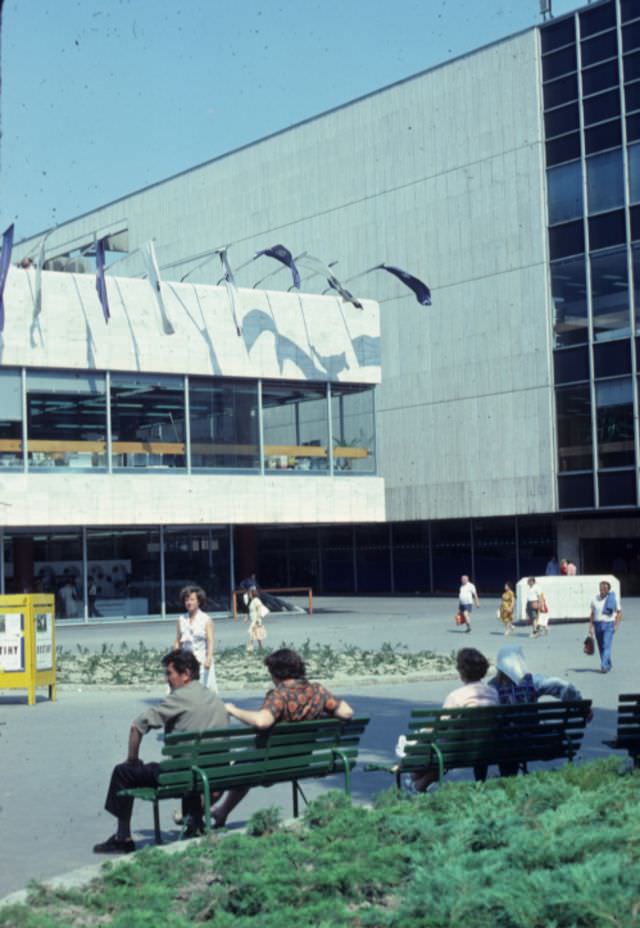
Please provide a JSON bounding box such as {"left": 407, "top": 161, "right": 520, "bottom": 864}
{"left": 245, "top": 586, "right": 268, "bottom": 653}
{"left": 173, "top": 585, "right": 217, "bottom": 691}
{"left": 498, "top": 581, "right": 515, "bottom": 635}
{"left": 525, "top": 577, "right": 545, "bottom": 638}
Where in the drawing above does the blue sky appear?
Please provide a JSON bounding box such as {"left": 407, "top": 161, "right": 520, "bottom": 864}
{"left": 1, "top": 0, "right": 582, "bottom": 240}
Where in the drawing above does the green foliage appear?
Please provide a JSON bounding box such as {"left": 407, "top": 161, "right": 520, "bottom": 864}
{"left": 4, "top": 760, "right": 638, "bottom": 927}
{"left": 55, "top": 639, "right": 456, "bottom": 686}
{"left": 246, "top": 805, "right": 283, "bottom": 836}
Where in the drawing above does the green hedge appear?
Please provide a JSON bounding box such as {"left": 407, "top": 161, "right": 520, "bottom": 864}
{"left": 3, "top": 758, "right": 639, "bottom": 927}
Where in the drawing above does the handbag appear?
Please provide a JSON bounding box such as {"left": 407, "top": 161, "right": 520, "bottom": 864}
{"left": 455, "top": 611, "right": 466, "bottom": 626}
{"left": 583, "top": 635, "right": 595, "bottom": 656}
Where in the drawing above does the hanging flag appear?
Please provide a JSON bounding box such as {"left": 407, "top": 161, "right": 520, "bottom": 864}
{"left": 140, "top": 239, "right": 174, "bottom": 334}
{"left": 298, "top": 253, "right": 363, "bottom": 309}
{"left": 95, "top": 237, "right": 111, "bottom": 323}
{"left": 0, "top": 224, "right": 15, "bottom": 333}
{"left": 373, "top": 263, "right": 432, "bottom": 305}
{"left": 254, "top": 244, "right": 301, "bottom": 290}
{"left": 32, "top": 232, "right": 50, "bottom": 326}
{"left": 218, "top": 247, "right": 242, "bottom": 336}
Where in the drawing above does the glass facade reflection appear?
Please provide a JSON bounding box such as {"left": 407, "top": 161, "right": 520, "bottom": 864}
{"left": 262, "top": 382, "right": 330, "bottom": 473}
{"left": 111, "top": 374, "right": 186, "bottom": 470}
{"left": 27, "top": 371, "right": 107, "bottom": 469}
{"left": 542, "top": 0, "right": 640, "bottom": 509}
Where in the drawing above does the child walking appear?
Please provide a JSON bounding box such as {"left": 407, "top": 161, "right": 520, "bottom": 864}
{"left": 245, "top": 586, "right": 268, "bottom": 653}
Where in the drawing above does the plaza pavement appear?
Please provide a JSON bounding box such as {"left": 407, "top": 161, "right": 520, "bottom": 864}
{"left": 0, "top": 594, "right": 637, "bottom": 900}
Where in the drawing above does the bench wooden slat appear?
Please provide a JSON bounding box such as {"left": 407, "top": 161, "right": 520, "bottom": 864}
{"left": 603, "top": 694, "right": 640, "bottom": 767}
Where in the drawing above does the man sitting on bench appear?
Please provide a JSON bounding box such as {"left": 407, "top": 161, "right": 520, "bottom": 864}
{"left": 93, "top": 650, "right": 228, "bottom": 854}
{"left": 213, "top": 648, "right": 353, "bottom": 827}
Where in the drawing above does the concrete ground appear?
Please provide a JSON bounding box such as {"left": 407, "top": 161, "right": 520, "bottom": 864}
{"left": 1, "top": 594, "right": 637, "bottom": 900}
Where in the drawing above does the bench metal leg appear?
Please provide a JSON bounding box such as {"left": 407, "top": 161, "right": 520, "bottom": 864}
{"left": 153, "top": 801, "right": 162, "bottom": 845}
{"left": 292, "top": 781, "right": 308, "bottom": 817}
{"left": 332, "top": 748, "right": 352, "bottom": 797}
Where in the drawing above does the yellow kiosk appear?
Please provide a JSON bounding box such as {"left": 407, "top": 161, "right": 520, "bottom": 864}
{"left": 0, "top": 595, "right": 56, "bottom": 705}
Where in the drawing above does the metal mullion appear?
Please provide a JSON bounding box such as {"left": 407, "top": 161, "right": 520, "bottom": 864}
{"left": 160, "top": 525, "right": 166, "bottom": 619}
{"left": 327, "top": 382, "right": 334, "bottom": 477}
{"left": 106, "top": 371, "right": 112, "bottom": 473}
{"left": 82, "top": 527, "right": 89, "bottom": 624}
{"left": 0, "top": 528, "right": 4, "bottom": 594}
{"left": 258, "top": 380, "right": 265, "bottom": 476}
{"left": 21, "top": 367, "right": 28, "bottom": 473}
{"left": 184, "top": 375, "right": 191, "bottom": 473}
{"left": 575, "top": 15, "right": 600, "bottom": 507}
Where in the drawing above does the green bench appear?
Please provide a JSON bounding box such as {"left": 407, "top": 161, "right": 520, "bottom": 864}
{"left": 603, "top": 693, "right": 640, "bottom": 767}
{"left": 368, "top": 701, "right": 592, "bottom": 787}
{"left": 119, "top": 716, "right": 369, "bottom": 844}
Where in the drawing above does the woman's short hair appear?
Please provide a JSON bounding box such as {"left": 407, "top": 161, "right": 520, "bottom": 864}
{"left": 456, "top": 648, "right": 489, "bottom": 683}
{"left": 265, "top": 648, "right": 306, "bottom": 681}
{"left": 180, "top": 585, "right": 207, "bottom": 607}
{"left": 162, "top": 649, "right": 200, "bottom": 680}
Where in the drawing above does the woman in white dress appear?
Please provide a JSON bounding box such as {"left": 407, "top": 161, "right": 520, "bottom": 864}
{"left": 173, "top": 585, "right": 216, "bottom": 691}
{"left": 245, "top": 586, "right": 268, "bottom": 653}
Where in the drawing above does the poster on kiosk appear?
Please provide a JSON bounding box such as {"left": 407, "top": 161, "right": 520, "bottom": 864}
{"left": 0, "top": 595, "right": 56, "bottom": 705}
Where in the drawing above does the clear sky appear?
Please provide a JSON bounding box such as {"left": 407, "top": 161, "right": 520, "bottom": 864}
{"left": 1, "top": 0, "right": 583, "bottom": 241}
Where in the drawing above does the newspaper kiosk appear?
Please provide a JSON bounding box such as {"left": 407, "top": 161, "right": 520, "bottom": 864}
{"left": 0, "top": 594, "right": 56, "bottom": 705}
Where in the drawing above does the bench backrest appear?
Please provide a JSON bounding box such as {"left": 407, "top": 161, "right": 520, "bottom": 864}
{"left": 158, "top": 717, "right": 369, "bottom": 792}
{"left": 615, "top": 693, "right": 640, "bottom": 742}
{"left": 401, "top": 701, "right": 591, "bottom": 773}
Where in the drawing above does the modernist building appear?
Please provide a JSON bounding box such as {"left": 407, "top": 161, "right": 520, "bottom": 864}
{"left": 8, "top": 0, "right": 640, "bottom": 607}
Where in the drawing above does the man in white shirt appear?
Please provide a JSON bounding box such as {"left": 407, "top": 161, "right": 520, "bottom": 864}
{"left": 458, "top": 575, "right": 480, "bottom": 633}
{"left": 588, "top": 580, "right": 622, "bottom": 673}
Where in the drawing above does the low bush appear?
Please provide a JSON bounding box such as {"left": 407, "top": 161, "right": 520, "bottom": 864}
{"left": 2, "top": 758, "right": 639, "bottom": 927}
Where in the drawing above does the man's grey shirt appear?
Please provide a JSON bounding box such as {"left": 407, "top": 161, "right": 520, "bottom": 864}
{"left": 133, "top": 681, "right": 228, "bottom": 735}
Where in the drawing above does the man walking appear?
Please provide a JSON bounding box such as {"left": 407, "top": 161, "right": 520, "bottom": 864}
{"left": 93, "top": 650, "right": 227, "bottom": 853}
{"left": 458, "top": 574, "right": 480, "bottom": 633}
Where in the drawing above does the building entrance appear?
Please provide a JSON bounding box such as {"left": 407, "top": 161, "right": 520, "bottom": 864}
{"left": 581, "top": 538, "right": 640, "bottom": 595}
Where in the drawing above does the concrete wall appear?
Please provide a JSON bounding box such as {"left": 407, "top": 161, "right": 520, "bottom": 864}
{"left": 14, "top": 29, "right": 555, "bottom": 522}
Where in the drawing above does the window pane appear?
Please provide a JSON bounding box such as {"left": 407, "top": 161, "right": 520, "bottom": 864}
{"left": 581, "top": 30, "right": 618, "bottom": 68}
{"left": 633, "top": 243, "right": 640, "bottom": 332}
{"left": 549, "top": 219, "right": 585, "bottom": 260}
{"left": 587, "top": 149, "right": 624, "bottom": 212}
{"left": 356, "top": 524, "right": 390, "bottom": 593}
{"left": 626, "top": 81, "right": 640, "bottom": 113}
{"left": 0, "top": 369, "right": 22, "bottom": 467}
{"left": 580, "top": 2, "right": 616, "bottom": 38}
{"left": 543, "top": 73, "right": 579, "bottom": 109}
{"left": 545, "top": 102, "right": 580, "bottom": 138}
{"left": 26, "top": 371, "right": 106, "bottom": 469}
{"left": 582, "top": 59, "right": 619, "bottom": 95}
{"left": 628, "top": 112, "right": 640, "bottom": 140}
{"left": 551, "top": 256, "right": 589, "bottom": 346}
{"left": 591, "top": 247, "right": 631, "bottom": 341}
{"left": 546, "top": 132, "right": 581, "bottom": 166}
{"left": 189, "top": 378, "right": 259, "bottom": 470}
{"left": 629, "top": 143, "right": 640, "bottom": 202}
{"left": 585, "top": 119, "right": 622, "bottom": 154}
{"left": 541, "top": 17, "right": 575, "bottom": 54}
{"left": 262, "top": 381, "right": 329, "bottom": 473}
{"left": 622, "top": 0, "right": 640, "bottom": 23}
{"left": 556, "top": 384, "right": 593, "bottom": 471}
{"left": 558, "top": 473, "right": 595, "bottom": 509}
{"left": 543, "top": 45, "right": 577, "bottom": 81}
{"left": 625, "top": 52, "right": 640, "bottom": 82}
{"left": 163, "top": 527, "right": 230, "bottom": 612}
{"left": 391, "top": 522, "right": 430, "bottom": 593}
{"left": 631, "top": 204, "right": 640, "bottom": 239}
{"left": 588, "top": 208, "right": 626, "bottom": 250}
{"left": 472, "top": 519, "right": 517, "bottom": 592}
{"left": 594, "top": 339, "right": 632, "bottom": 377}
{"left": 547, "top": 161, "right": 583, "bottom": 224}
{"left": 331, "top": 384, "right": 376, "bottom": 475}
{"left": 583, "top": 88, "right": 621, "bottom": 126}
{"left": 598, "top": 470, "right": 637, "bottom": 506}
{"left": 30, "top": 531, "right": 83, "bottom": 616}
{"left": 596, "top": 378, "right": 635, "bottom": 467}
{"left": 86, "top": 528, "right": 161, "bottom": 618}
{"left": 554, "top": 346, "right": 590, "bottom": 383}
{"left": 110, "top": 373, "right": 185, "bottom": 469}
{"left": 430, "top": 521, "right": 471, "bottom": 594}
{"left": 622, "top": 22, "right": 640, "bottom": 54}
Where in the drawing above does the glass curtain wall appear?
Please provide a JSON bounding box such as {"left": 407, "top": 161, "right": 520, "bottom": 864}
{"left": 0, "top": 369, "right": 23, "bottom": 467}
{"left": 355, "top": 524, "right": 390, "bottom": 592}
{"left": 331, "top": 384, "right": 376, "bottom": 474}
{"left": 26, "top": 371, "right": 107, "bottom": 469}
{"left": 189, "top": 378, "right": 259, "bottom": 470}
{"left": 163, "top": 527, "right": 230, "bottom": 613}
{"left": 261, "top": 382, "right": 329, "bottom": 472}
{"left": 86, "top": 528, "right": 162, "bottom": 617}
{"left": 391, "top": 522, "right": 430, "bottom": 593}
{"left": 110, "top": 374, "right": 186, "bottom": 470}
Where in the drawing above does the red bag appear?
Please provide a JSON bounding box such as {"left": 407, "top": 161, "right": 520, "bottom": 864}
{"left": 455, "top": 612, "right": 466, "bottom": 626}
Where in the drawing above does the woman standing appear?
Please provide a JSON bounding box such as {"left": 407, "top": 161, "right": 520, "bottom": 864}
{"left": 173, "top": 585, "right": 217, "bottom": 691}
{"left": 588, "top": 580, "right": 622, "bottom": 674}
{"left": 498, "top": 582, "right": 515, "bottom": 635}
{"left": 525, "top": 577, "right": 546, "bottom": 638}
{"left": 245, "top": 586, "right": 268, "bottom": 653}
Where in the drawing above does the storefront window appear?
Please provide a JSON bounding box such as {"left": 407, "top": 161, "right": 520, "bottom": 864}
{"left": 111, "top": 374, "right": 185, "bottom": 470}
{"left": 189, "top": 378, "right": 259, "bottom": 470}
{"left": 472, "top": 519, "right": 517, "bottom": 592}
{"left": 355, "top": 524, "right": 390, "bottom": 592}
{"left": 431, "top": 521, "right": 472, "bottom": 593}
{"left": 86, "top": 528, "right": 161, "bottom": 617}
{"left": 163, "top": 527, "right": 230, "bottom": 613}
{"left": 0, "top": 368, "right": 23, "bottom": 468}
{"left": 26, "top": 531, "right": 84, "bottom": 618}
{"left": 261, "top": 381, "right": 329, "bottom": 473}
{"left": 331, "top": 384, "right": 376, "bottom": 474}
{"left": 26, "top": 371, "right": 107, "bottom": 469}
{"left": 391, "top": 522, "right": 430, "bottom": 593}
